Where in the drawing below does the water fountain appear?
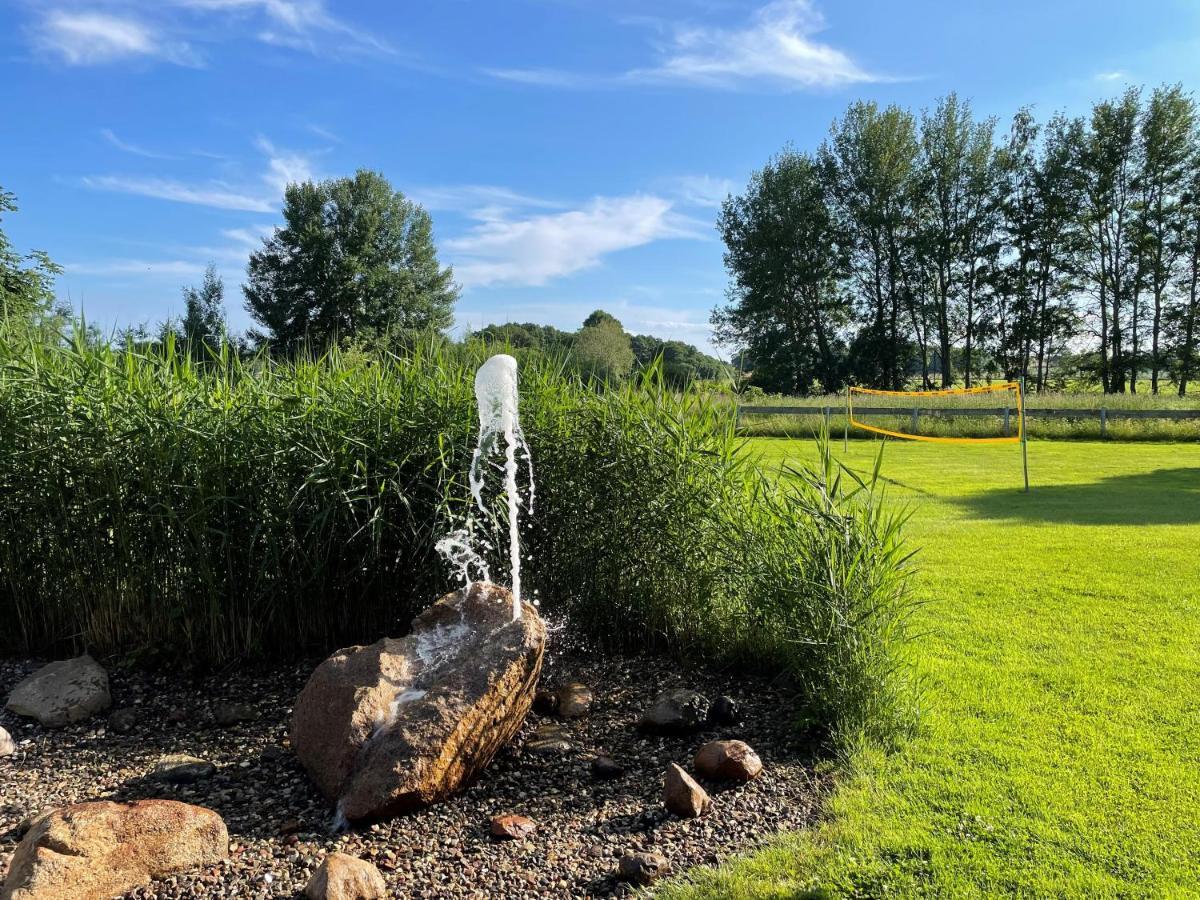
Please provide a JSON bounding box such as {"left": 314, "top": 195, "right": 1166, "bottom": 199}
{"left": 437, "top": 353, "right": 533, "bottom": 620}
{"left": 291, "top": 354, "right": 546, "bottom": 823}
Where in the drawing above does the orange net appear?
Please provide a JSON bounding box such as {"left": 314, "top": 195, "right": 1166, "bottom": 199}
{"left": 848, "top": 382, "right": 1024, "bottom": 444}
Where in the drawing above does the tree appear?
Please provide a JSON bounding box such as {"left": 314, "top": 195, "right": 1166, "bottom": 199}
{"left": 582, "top": 309, "right": 622, "bottom": 330}
{"left": 180, "top": 264, "right": 227, "bottom": 355}
{"left": 823, "top": 102, "right": 921, "bottom": 389}
{"left": 715, "top": 150, "right": 850, "bottom": 393}
{"left": 574, "top": 317, "right": 634, "bottom": 382}
{"left": 1079, "top": 89, "right": 1142, "bottom": 393}
{"left": 916, "top": 94, "right": 998, "bottom": 387}
{"left": 1134, "top": 84, "right": 1196, "bottom": 393}
{"left": 630, "top": 333, "right": 730, "bottom": 387}
{"left": 244, "top": 170, "right": 457, "bottom": 351}
{"left": 0, "top": 188, "right": 61, "bottom": 328}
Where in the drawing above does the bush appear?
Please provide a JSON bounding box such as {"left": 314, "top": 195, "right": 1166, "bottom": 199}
{"left": 0, "top": 332, "right": 916, "bottom": 750}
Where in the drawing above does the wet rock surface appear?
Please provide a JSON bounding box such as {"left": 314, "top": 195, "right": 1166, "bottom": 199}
{"left": 0, "top": 644, "right": 826, "bottom": 898}
{"left": 291, "top": 583, "right": 546, "bottom": 823}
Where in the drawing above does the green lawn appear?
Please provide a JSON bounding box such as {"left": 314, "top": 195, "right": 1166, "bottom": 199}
{"left": 666, "top": 439, "right": 1200, "bottom": 898}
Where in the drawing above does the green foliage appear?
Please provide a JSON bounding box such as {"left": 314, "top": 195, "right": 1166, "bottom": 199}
{"left": 0, "top": 188, "right": 62, "bottom": 328}
{"left": 722, "top": 84, "right": 1200, "bottom": 397}
{"left": 469, "top": 321, "right": 574, "bottom": 352}
{"left": 0, "top": 333, "right": 916, "bottom": 750}
{"left": 572, "top": 318, "right": 635, "bottom": 382}
{"left": 629, "top": 333, "right": 730, "bottom": 387}
{"left": 180, "top": 264, "right": 227, "bottom": 356}
{"left": 245, "top": 170, "right": 457, "bottom": 351}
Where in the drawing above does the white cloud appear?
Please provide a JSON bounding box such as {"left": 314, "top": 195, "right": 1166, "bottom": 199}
{"left": 488, "top": 0, "right": 882, "bottom": 91}
{"left": 176, "top": 0, "right": 394, "bottom": 57}
{"left": 83, "top": 138, "right": 316, "bottom": 212}
{"left": 100, "top": 128, "right": 177, "bottom": 160}
{"left": 33, "top": 10, "right": 201, "bottom": 66}
{"left": 446, "top": 195, "right": 706, "bottom": 288}
{"left": 410, "top": 185, "right": 563, "bottom": 218}
{"left": 81, "top": 175, "right": 276, "bottom": 212}
{"left": 1095, "top": 70, "right": 1128, "bottom": 82}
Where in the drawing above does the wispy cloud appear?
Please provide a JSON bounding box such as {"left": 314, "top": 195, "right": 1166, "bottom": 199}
{"left": 411, "top": 185, "right": 564, "bottom": 218}
{"left": 1095, "top": 70, "right": 1128, "bottom": 82}
{"left": 32, "top": 10, "right": 201, "bottom": 67}
{"left": 81, "top": 175, "right": 276, "bottom": 212}
{"left": 446, "top": 194, "right": 706, "bottom": 288}
{"left": 82, "top": 138, "right": 316, "bottom": 212}
{"left": 100, "top": 128, "right": 178, "bottom": 160}
{"left": 488, "top": 0, "right": 884, "bottom": 92}
{"left": 176, "top": 0, "right": 394, "bottom": 57}
{"left": 668, "top": 174, "right": 736, "bottom": 208}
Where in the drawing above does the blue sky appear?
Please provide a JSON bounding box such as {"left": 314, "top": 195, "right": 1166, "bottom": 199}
{"left": 2, "top": 0, "right": 1198, "bottom": 353}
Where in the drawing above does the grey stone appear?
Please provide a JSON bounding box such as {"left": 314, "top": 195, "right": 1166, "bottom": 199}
{"left": 0, "top": 725, "right": 14, "bottom": 757}
{"left": 640, "top": 689, "right": 709, "bottom": 734}
{"left": 153, "top": 754, "right": 217, "bottom": 784}
{"left": 5, "top": 655, "right": 111, "bottom": 728}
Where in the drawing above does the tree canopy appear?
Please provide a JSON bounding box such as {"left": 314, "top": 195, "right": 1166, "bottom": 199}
{"left": 245, "top": 169, "right": 457, "bottom": 351}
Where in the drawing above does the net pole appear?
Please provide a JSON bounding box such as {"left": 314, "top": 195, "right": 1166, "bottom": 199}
{"left": 1019, "top": 377, "right": 1030, "bottom": 493}
{"left": 843, "top": 387, "right": 849, "bottom": 452}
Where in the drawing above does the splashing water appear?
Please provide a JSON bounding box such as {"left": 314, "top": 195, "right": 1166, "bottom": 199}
{"left": 435, "top": 354, "right": 533, "bottom": 620}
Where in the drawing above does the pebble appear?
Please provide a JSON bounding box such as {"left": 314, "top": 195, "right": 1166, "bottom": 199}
{"left": 0, "top": 650, "right": 825, "bottom": 898}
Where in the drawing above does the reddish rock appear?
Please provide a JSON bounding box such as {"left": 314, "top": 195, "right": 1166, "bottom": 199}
{"left": 694, "top": 740, "right": 763, "bottom": 782}
{"left": 291, "top": 582, "right": 546, "bottom": 822}
{"left": 304, "top": 852, "right": 386, "bottom": 900}
{"left": 663, "top": 762, "right": 711, "bottom": 818}
{"left": 0, "top": 799, "right": 227, "bottom": 900}
{"left": 489, "top": 814, "right": 536, "bottom": 840}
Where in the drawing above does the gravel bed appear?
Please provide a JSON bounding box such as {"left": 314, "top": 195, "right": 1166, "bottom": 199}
{"left": 0, "top": 641, "right": 828, "bottom": 898}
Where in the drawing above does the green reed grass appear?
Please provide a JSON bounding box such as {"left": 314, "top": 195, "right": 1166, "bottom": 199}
{"left": 0, "top": 332, "right": 916, "bottom": 750}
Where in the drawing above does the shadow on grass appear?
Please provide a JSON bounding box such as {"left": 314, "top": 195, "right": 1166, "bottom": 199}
{"left": 956, "top": 466, "right": 1200, "bottom": 525}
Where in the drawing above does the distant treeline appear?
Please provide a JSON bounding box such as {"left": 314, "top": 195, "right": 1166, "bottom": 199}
{"left": 717, "top": 85, "right": 1200, "bottom": 396}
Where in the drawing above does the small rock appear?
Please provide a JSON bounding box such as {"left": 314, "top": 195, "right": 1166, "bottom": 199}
{"left": 707, "top": 695, "right": 741, "bottom": 725}
{"left": 490, "top": 814, "right": 536, "bottom": 840}
{"left": 108, "top": 707, "right": 138, "bottom": 734}
{"left": 663, "top": 762, "right": 711, "bottom": 818}
{"left": 0, "top": 725, "right": 14, "bottom": 757}
{"left": 166, "top": 707, "right": 188, "bottom": 724}
{"left": 2, "top": 800, "right": 228, "bottom": 899}
{"left": 590, "top": 755, "right": 624, "bottom": 779}
{"left": 153, "top": 753, "right": 217, "bottom": 784}
{"left": 5, "top": 654, "right": 111, "bottom": 728}
{"left": 554, "top": 682, "right": 593, "bottom": 718}
{"left": 279, "top": 818, "right": 302, "bottom": 835}
{"left": 532, "top": 690, "right": 559, "bottom": 716}
{"left": 694, "top": 740, "right": 762, "bottom": 782}
{"left": 617, "top": 851, "right": 670, "bottom": 886}
{"left": 640, "top": 689, "right": 709, "bottom": 734}
{"left": 212, "top": 701, "right": 256, "bottom": 726}
{"left": 261, "top": 744, "right": 286, "bottom": 762}
{"left": 305, "top": 851, "right": 387, "bottom": 900}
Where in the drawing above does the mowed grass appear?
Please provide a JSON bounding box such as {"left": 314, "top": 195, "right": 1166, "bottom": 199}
{"left": 664, "top": 439, "right": 1200, "bottom": 898}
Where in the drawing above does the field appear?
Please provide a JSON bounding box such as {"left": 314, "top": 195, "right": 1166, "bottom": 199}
{"left": 665, "top": 438, "right": 1200, "bottom": 897}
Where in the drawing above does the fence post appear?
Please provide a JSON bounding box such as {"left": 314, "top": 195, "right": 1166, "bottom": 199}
{"left": 1100, "top": 407, "right": 1107, "bottom": 439}
{"left": 911, "top": 407, "right": 919, "bottom": 434}
{"left": 1004, "top": 407, "right": 1011, "bottom": 436}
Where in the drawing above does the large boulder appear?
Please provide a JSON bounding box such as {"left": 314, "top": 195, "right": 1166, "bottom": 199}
{"left": 291, "top": 582, "right": 546, "bottom": 823}
{"left": 5, "top": 656, "right": 110, "bottom": 728}
{"left": 0, "top": 800, "right": 227, "bottom": 900}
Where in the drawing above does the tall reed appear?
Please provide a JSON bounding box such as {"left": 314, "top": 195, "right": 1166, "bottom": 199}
{"left": 0, "top": 334, "right": 916, "bottom": 749}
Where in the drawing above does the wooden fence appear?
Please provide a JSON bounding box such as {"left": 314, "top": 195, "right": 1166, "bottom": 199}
{"left": 735, "top": 405, "right": 1200, "bottom": 437}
